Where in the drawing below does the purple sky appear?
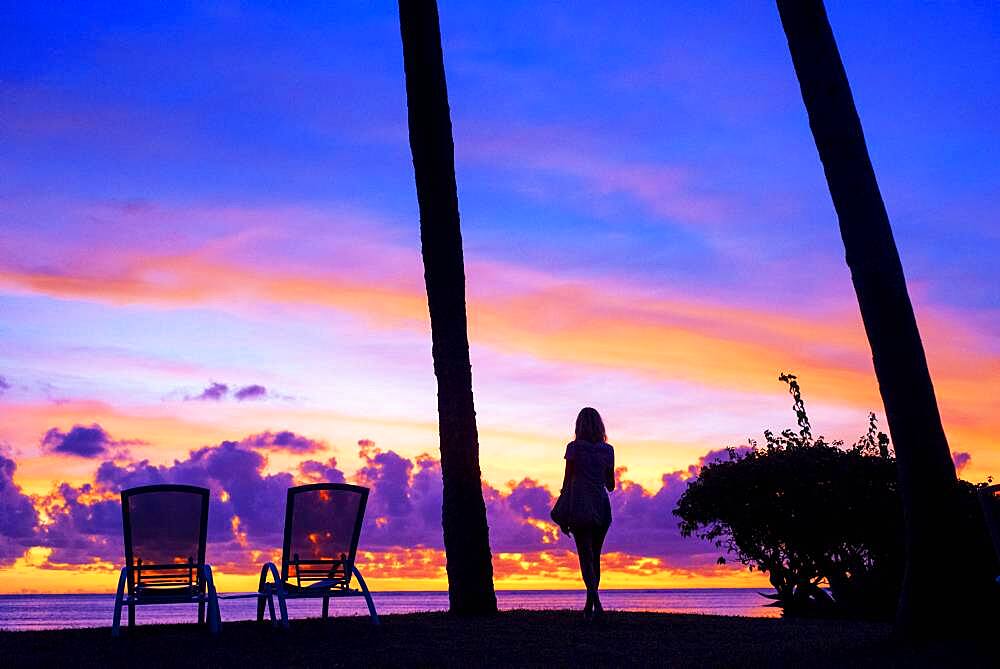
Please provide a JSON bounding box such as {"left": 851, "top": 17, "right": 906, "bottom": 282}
{"left": 0, "top": 1, "right": 997, "bottom": 591}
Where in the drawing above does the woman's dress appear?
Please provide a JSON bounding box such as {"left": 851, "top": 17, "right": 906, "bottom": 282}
{"left": 564, "top": 439, "right": 614, "bottom": 530}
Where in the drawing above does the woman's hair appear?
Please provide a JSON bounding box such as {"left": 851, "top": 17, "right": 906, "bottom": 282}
{"left": 575, "top": 407, "right": 607, "bottom": 444}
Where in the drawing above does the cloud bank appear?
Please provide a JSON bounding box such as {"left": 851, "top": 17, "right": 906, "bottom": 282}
{"left": 0, "top": 455, "right": 39, "bottom": 565}
{"left": 5, "top": 431, "right": 735, "bottom": 580}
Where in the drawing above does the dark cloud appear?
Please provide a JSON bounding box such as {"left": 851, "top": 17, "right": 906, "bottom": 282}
{"left": 37, "top": 437, "right": 320, "bottom": 567}
{"left": 605, "top": 472, "right": 708, "bottom": 565}
{"left": 27, "top": 435, "right": 742, "bottom": 575}
{"left": 240, "top": 431, "right": 324, "bottom": 453}
{"left": 184, "top": 382, "right": 274, "bottom": 402}
{"left": 504, "top": 478, "right": 553, "bottom": 521}
{"left": 186, "top": 382, "right": 228, "bottom": 401}
{"left": 347, "top": 440, "right": 721, "bottom": 563}
{"left": 298, "top": 457, "right": 347, "bottom": 484}
{"left": 41, "top": 424, "right": 119, "bottom": 458}
{"left": 36, "top": 482, "right": 123, "bottom": 565}
{"left": 600, "top": 445, "right": 754, "bottom": 568}
{"left": 0, "top": 375, "right": 10, "bottom": 393}
{"left": 953, "top": 451, "right": 972, "bottom": 475}
{"left": 0, "top": 455, "right": 39, "bottom": 565}
{"left": 354, "top": 442, "right": 443, "bottom": 550}
{"left": 234, "top": 384, "right": 267, "bottom": 401}
{"left": 485, "top": 478, "right": 558, "bottom": 552}
{"left": 45, "top": 440, "right": 297, "bottom": 567}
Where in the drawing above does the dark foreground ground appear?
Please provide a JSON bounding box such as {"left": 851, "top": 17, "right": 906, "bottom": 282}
{"left": 0, "top": 611, "right": 994, "bottom": 668}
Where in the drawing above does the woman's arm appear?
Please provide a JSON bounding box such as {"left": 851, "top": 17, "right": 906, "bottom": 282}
{"left": 605, "top": 448, "right": 615, "bottom": 491}
{"left": 558, "top": 459, "right": 574, "bottom": 535}
{"left": 561, "top": 459, "right": 574, "bottom": 493}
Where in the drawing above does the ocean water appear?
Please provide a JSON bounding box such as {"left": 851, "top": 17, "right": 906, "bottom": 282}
{"left": 0, "top": 589, "right": 778, "bottom": 631}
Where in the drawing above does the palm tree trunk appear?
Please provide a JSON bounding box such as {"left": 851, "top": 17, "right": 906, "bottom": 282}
{"left": 774, "top": 0, "right": 966, "bottom": 635}
{"left": 397, "top": 0, "right": 498, "bottom": 615}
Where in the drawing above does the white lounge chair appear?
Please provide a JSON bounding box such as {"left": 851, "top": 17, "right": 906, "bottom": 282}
{"left": 112, "top": 484, "right": 221, "bottom": 636}
{"left": 257, "top": 483, "right": 379, "bottom": 627}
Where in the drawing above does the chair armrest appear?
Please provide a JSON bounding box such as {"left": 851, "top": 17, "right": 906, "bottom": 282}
{"left": 257, "top": 562, "right": 284, "bottom": 593}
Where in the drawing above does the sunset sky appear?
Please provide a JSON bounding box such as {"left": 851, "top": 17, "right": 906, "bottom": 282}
{"left": 1, "top": 1, "right": 997, "bottom": 594}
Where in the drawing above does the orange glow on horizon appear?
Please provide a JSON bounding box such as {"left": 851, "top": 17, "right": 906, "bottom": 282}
{"left": 1, "top": 250, "right": 994, "bottom": 448}
{"left": 0, "top": 548, "right": 768, "bottom": 595}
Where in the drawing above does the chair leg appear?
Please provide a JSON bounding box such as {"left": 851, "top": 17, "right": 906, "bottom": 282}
{"left": 198, "top": 600, "right": 206, "bottom": 625}
{"left": 112, "top": 599, "right": 123, "bottom": 638}
{"left": 352, "top": 566, "right": 379, "bottom": 625}
{"left": 210, "top": 596, "right": 222, "bottom": 635}
{"left": 112, "top": 567, "right": 127, "bottom": 638}
{"left": 256, "top": 565, "right": 269, "bottom": 622}
{"left": 277, "top": 591, "right": 289, "bottom": 629}
{"left": 322, "top": 595, "right": 330, "bottom": 619}
{"left": 202, "top": 565, "right": 222, "bottom": 635}
{"left": 128, "top": 602, "right": 136, "bottom": 628}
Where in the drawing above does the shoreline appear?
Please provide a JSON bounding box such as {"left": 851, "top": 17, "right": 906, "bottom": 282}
{"left": 0, "top": 588, "right": 782, "bottom": 632}
{"left": 0, "top": 586, "right": 770, "bottom": 596}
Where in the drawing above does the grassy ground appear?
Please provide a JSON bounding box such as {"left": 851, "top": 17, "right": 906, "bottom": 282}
{"left": 0, "top": 610, "right": 994, "bottom": 668}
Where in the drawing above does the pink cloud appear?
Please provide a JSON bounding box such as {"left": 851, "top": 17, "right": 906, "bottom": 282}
{"left": 460, "top": 126, "right": 732, "bottom": 228}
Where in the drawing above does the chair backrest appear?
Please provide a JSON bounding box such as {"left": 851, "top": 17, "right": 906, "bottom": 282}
{"left": 979, "top": 484, "right": 1000, "bottom": 564}
{"left": 280, "top": 483, "right": 369, "bottom": 588}
{"left": 121, "top": 484, "right": 210, "bottom": 594}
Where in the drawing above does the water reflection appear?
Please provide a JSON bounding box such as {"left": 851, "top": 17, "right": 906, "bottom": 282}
{"left": 0, "top": 589, "right": 779, "bottom": 631}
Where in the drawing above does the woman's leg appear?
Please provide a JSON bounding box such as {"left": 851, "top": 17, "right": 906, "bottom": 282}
{"left": 573, "top": 527, "right": 597, "bottom": 614}
{"left": 590, "top": 524, "right": 609, "bottom": 614}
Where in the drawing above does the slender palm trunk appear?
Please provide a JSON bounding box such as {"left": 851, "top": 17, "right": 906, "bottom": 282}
{"left": 774, "top": 0, "right": 967, "bottom": 635}
{"left": 397, "top": 0, "right": 497, "bottom": 615}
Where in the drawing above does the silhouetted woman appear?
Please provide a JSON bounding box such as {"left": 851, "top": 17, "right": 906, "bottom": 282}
{"left": 560, "top": 407, "right": 615, "bottom": 618}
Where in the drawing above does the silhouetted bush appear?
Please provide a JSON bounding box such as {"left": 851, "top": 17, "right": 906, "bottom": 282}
{"left": 674, "top": 374, "right": 997, "bottom": 620}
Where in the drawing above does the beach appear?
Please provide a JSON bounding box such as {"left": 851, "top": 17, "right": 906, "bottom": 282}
{"left": 1, "top": 610, "right": 993, "bottom": 668}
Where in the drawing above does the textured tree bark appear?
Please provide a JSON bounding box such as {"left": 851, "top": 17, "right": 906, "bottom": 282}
{"left": 397, "top": 0, "right": 498, "bottom": 615}
{"left": 775, "top": 0, "right": 969, "bottom": 636}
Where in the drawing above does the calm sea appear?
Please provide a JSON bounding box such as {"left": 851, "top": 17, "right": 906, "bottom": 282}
{"left": 0, "top": 589, "right": 778, "bottom": 631}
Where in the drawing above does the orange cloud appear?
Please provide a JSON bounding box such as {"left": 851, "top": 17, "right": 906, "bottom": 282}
{"left": 2, "top": 241, "right": 994, "bottom": 417}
